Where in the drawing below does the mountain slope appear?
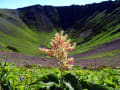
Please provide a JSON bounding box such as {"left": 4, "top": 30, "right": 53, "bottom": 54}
{"left": 70, "top": 2, "right": 120, "bottom": 56}
{"left": 0, "top": 9, "right": 57, "bottom": 55}
{"left": 0, "top": 1, "right": 120, "bottom": 58}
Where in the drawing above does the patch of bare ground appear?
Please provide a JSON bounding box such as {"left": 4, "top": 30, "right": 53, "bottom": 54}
{"left": 0, "top": 39, "right": 120, "bottom": 68}
{"left": 0, "top": 51, "right": 58, "bottom": 67}
{"left": 74, "top": 39, "right": 120, "bottom": 58}
{"left": 73, "top": 39, "right": 120, "bottom": 68}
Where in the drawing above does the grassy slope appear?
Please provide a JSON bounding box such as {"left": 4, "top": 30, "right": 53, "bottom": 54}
{"left": 0, "top": 9, "right": 57, "bottom": 56}
{"left": 70, "top": 7, "right": 120, "bottom": 57}
{"left": 79, "top": 49, "right": 120, "bottom": 59}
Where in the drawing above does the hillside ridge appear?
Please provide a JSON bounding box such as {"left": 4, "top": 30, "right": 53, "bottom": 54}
{"left": 0, "top": 1, "right": 120, "bottom": 57}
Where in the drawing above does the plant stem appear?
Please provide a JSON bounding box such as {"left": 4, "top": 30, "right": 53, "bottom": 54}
{"left": 60, "top": 69, "right": 64, "bottom": 89}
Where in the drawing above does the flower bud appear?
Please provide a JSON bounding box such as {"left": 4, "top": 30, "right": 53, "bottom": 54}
{"left": 4, "top": 66, "right": 9, "bottom": 71}
{"left": 26, "top": 74, "right": 31, "bottom": 79}
{"left": 20, "top": 76, "right": 24, "bottom": 81}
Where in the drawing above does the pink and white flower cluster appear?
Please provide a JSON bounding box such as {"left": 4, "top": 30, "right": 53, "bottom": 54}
{"left": 40, "top": 31, "right": 76, "bottom": 71}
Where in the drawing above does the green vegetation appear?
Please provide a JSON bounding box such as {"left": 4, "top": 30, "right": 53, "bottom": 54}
{"left": 70, "top": 25, "right": 120, "bottom": 55}
{"left": 70, "top": 9, "right": 120, "bottom": 55}
{"left": 0, "top": 15, "right": 57, "bottom": 56}
{"left": 0, "top": 62, "right": 120, "bottom": 89}
{"left": 0, "top": 2, "right": 120, "bottom": 89}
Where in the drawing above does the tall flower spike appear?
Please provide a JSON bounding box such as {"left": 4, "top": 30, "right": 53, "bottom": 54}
{"left": 40, "top": 30, "right": 76, "bottom": 71}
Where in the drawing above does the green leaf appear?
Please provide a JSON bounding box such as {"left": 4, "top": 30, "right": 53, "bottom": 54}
{"left": 63, "top": 80, "right": 74, "bottom": 90}
{"left": 80, "top": 79, "right": 108, "bottom": 90}
{"left": 63, "top": 73, "right": 82, "bottom": 90}
{"left": 30, "top": 73, "right": 59, "bottom": 85}
{"left": 41, "top": 73, "right": 59, "bottom": 84}
{"left": 45, "top": 82, "right": 58, "bottom": 90}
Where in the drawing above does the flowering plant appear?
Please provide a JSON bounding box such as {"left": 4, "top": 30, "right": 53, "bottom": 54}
{"left": 40, "top": 30, "right": 76, "bottom": 71}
